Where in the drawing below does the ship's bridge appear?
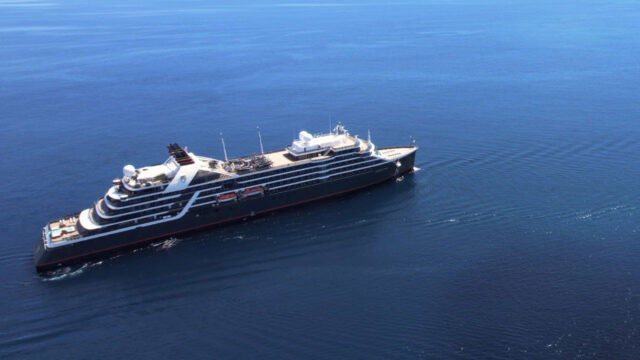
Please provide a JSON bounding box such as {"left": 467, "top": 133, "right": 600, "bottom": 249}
{"left": 124, "top": 157, "right": 180, "bottom": 187}
{"left": 121, "top": 143, "right": 197, "bottom": 189}
{"left": 109, "top": 143, "right": 230, "bottom": 202}
{"left": 116, "top": 143, "right": 216, "bottom": 194}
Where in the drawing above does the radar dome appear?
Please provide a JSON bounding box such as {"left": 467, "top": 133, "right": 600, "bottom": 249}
{"left": 299, "top": 131, "right": 313, "bottom": 142}
{"left": 123, "top": 165, "right": 135, "bottom": 178}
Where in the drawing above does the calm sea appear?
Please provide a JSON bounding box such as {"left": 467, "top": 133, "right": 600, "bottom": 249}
{"left": 1, "top": 0, "right": 639, "bottom": 358}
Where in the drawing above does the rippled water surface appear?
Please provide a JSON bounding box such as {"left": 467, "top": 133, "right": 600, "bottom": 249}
{"left": 2, "top": 0, "right": 640, "bottom": 358}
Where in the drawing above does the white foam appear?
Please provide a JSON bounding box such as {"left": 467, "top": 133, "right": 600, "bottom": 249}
{"left": 151, "top": 237, "right": 181, "bottom": 250}
{"left": 161, "top": 238, "right": 181, "bottom": 249}
{"left": 41, "top": 263, "right": 89, "bottom": 281}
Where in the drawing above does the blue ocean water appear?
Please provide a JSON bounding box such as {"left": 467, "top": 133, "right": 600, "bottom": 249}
{"left": 1, "top": 0, "right": 640, "bottom": 358}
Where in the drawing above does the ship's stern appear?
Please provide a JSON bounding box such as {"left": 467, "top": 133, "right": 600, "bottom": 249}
{"left": 34, "top": 227, "right": 50, "bottom": 271}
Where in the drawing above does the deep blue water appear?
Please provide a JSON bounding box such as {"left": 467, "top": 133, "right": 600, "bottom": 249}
{"left": 2, "top": 0, "right": 640, "bottom": 358}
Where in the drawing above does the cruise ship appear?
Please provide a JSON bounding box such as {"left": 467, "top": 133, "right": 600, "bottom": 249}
{"left": 34, "top": 124, "right": 417, "bottom": 271}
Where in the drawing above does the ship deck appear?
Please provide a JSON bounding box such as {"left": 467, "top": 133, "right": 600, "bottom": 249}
{"left": 377, "top": 146, "right": 417, "bottom": 161}
{"left": 48, "top": 216, "right": 81, "bottom": 243}
{"left": 263, "top": 136, "right": 369, "bottom": 169}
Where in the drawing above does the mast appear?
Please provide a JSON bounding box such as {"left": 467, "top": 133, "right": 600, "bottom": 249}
{"left": 257, "top": 126, "right": 264, "bottom": 155}
{"left": 220, "top": 132, "right": 229, "bottom": 162}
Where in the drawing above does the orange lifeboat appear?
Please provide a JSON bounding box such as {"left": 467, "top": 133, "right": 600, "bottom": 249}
{"left": 241, "top": 186, "right": 264, "bottom": 197}
{"left": 218, "top": 192, "right": 237, "bottom": 202}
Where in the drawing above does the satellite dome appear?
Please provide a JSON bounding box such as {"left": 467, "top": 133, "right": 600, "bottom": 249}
{"left": 123, "top": 164, "right": 135, "bottom": 178}
{"left": 299, "top": 131, "right": 313, "bottom": 142}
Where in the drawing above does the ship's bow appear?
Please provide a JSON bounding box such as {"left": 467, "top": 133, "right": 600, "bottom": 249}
{"left": 377, "top": 146, "right": 417, "bottom": 176}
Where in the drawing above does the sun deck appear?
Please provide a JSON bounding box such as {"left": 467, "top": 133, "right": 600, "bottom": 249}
{"left": 262, "top": 135, "right": 369, "bottom": 169}
{"left": 47, "top": 216, "right": 81, "bottom": 243}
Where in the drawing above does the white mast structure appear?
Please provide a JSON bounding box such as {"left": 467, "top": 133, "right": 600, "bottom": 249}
{"left": 220, "top": 132, "right": 229, "bottom": 162}
{"left": 257, "top": 126, "right": 265, "bottom": 155}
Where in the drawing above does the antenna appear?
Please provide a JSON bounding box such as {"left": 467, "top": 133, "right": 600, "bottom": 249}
{"left": 329, "top": 113, "right": 332, "bottom": 135}
{"left": 368, "top": 129, "right": 371, "bottom": 143}
{"left": 220, "top": 132, "right": 228, "bottom": 162}
{"left": 257, "top": 126, "right": 264, "bottom": 155}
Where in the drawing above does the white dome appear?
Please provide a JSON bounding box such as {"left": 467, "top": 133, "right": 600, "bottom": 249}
{"left": 298, "top": 131, "right": 313, "bottom": 142}
{"left": 123, "top": 164, "right": 135, "bottom": 178}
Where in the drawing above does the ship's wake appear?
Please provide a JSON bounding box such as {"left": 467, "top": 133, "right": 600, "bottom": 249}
{"left": 39, "top": 261, "right": 102, "bottom": 281}
{"left": 40, "top": 238, "right": 185, "bottom": 280}
{"left": 151, "top": 237, "right": 182, "bottom": 251}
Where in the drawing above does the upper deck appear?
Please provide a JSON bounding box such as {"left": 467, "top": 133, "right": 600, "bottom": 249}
{"left": 114, "top": 128, "right": 370, "bottom": 197}
{"left": 262, "top": 134, "right": 369, "bottom": 169}
{"left": 376, "top": 146, "right": 417, "bottom": 161}
{"left": 46, "top": 215, "right": 81, "bottom": 243}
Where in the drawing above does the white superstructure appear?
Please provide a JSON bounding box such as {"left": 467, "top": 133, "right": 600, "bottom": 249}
{"left": 288, "top": 124, "right": 355, "bottom": 156}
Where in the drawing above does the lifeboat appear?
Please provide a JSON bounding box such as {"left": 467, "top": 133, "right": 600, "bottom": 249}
{"left": 218, "top": 192, "right": 237, "bottom": 202}
{"left": 241, "top": 186, "right": 264, "bottom": 197}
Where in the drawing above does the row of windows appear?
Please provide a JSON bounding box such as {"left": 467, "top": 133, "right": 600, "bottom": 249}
{"left": 238, "top": 158, "right": 318, "bottom": 182}
{"left": 269, "top": 173, "right": 319, "bottom": 188}
{"left": 271, "top": 179, "right": 322, "bottom": 193}
{"left": 97, "top": 153, "right": 375, "bottom": 225}
{"left": 329, "top": 167, "right": 372, "bottom": 181}
{"left": 238, "top": 154, "right": 369, "bottom": 188}
{"left": 96, "top": 202, "right": 181, "bottom": 225}
{"left": 105, "top": 155, "right": 374, "bottom": 216}
{"left": 103, "top": 193, "right": 191, "bottom": 216}
{"left": 119, "top": 183, "right": 166, "bottom": 196}
{"left": 112, "top": 160, "right": 374, "bottom": 224}
{"left": 115, "top": 147, "right": 360, "bottom": 202}
{"left": 88, "top": 209, "right": 182, "bottom": 234}
{"left": 114, "top": 176, "right": 219, "bottom": 206}
{"left": 271, "top": 166, "right": 373, "bottom": 194}
{"left": 327, "top": 160, "right": 381, "bottom": 175}
{"left": 109, "top": 192, "right": 167, "bottom": 207}
{"left": 234, "top": 149, "right": 362, "bottom": 182}
{"left": 111, "top": 151, "right": 366, "bottom": 207}
{"left": 86, "top": 160, "right": 383, "bottom": 236}
{"left": 269, "top": 161, "right": 383, "bottom": 194}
